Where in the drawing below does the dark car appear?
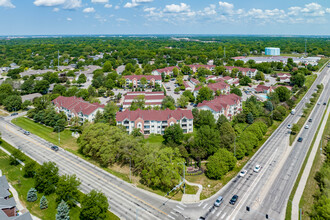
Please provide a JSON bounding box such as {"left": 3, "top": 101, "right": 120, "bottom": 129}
{"left": 11, "top": 112, "right": 18, "bottom": 116}
{"left": 308, "top": 118, "right": 312, "bottom": 122}
{"left": 23, "top": 131, "right": 30, "bottom": 135}
{"left": 51, "top": 146, "right": 59, "bottom": 151}
{"left": 324, "top": 102, "right": 327, "bottom": 105}
{"left": 298, "top": 137, "right": 303, "bottom": 142}
{"left": 230, "top": 195, "right": 238, "bottom": 205}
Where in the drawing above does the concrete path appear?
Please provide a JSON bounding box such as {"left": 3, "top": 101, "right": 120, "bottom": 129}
{"left": 181, "top": 180, "right": 203, "bottom": 203}
{"left": 292, "top": 103, "right": 330, "bottom": 220}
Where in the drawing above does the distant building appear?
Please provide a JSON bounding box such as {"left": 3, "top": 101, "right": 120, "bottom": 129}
{"left": 224, "top": 66, "right": 258, "bottom": 78}
{"left": 124, "top": 75, "right": 162, "bottom": 88}
{"left": 197, "top": 94, "right": 242, "bottom": 120}
{"left": 151, "top": 66, "right": 179, "bottom": 76}
{"left": 52, "top": 96, "right": 105, "bottom": 123}
{"left": 232, "top": 56, "right": 321, "bottom": 66}
{"left": 116, "top": 109, "right": 194, "bottom": 135}
{"left": 21, "top": 93, "right": 42, "bottom": 103}
{"left": 122, "top": 92, "right": 165, "bottom": 109}
{"left": 193, "top": 81, "right": 230, "bottom": 97}
{"left": 188, "top": 64, "right": 215, "bottom": 73}
{"left": 265, "top": 47, "right": 280, "bottom": 56}
{"left": 254, "top": 85, "right": 274, "bottom": 94}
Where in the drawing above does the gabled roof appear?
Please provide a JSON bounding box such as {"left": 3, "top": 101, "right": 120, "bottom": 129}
{"left": 255, "top": 84, "right": 273, "bottom": 92}
{"left": 197, "top": 94, "right": 241, "bottom": 112}
{"left": 190, "top": 78, "right": 200, "bottom": 85}
{"left": 52, "top": 96, "right": 105, "bottom": 116}
{"left": 188, "top": 64, "right": 215, "bottom": 69}
{"left": 124, "top": 75, "right": 162, "bottom": 80}
{"left": 0, "top": 176, "right": 9, "bottom": 191}
{"left": 153, "top": 66, "right": 179, "bottom": 73}
{"left": 116, "top": 109, "right": 193, "bottom": 121}
{"left": 194, "top": 81, "right": 229, "bottom": 92}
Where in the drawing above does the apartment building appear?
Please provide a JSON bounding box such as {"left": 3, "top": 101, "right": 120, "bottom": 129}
{"left": 122, "top": 91, "right": 165, "bottom": 109}
{"left": 193, "top": 81, "right": 230, "bottom": 97}
{"left": 116, "top": 109, "right": 194, "bottom": 135}
{"left": 224, "top": 66, "right": 258, "bottom": 78}
{"left": 124, "top": 75, "right": 162, "bottom": 88}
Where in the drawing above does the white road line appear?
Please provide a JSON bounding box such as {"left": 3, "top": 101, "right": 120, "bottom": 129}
{"left": 167, "top": 215, "right": 175, "bottom": 220}
{"left": 198, "top": 201, "right": 204, "bottom": 207}
{"left": 216, "top": 210, "right": 222, "bottom": 217}
{"left": 170, "top": 212, "right": 178, "bottom": 217}
{"left": 203, "top": 203, "right": 208, "bottom": 209}
{"left": 212, "top": 208, "right": 216, "bottom": 214}
{"left": 173, "top": 209, "right": 181, "bottom": 213}
{"left": 180, "top": 203, "right": 187, "bottom": 207}
{"left": 208, "top": 205, "right": 213, "bottom": 210}
{"left": 221, "top": 212, "right": 227, "bottom": 219}
{"left": 176, "top": 205, "right": 184, "bottom": 210}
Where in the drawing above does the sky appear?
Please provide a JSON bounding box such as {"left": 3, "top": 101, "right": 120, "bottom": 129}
{"left": 0, "top": 0, "right": 330, "bottom": 35}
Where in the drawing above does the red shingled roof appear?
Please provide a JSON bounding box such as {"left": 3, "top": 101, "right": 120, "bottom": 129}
{"left": 52, "top": 96, "right": 104, "bottom": 116}
{"left": 190, "top": 78, "right": 200, "bottom": 85}
{"left": 194, "top": 81, "right": 229, "bottom": 92}
{"left": 116, "top": 109, "right": 193, "bottom": 121}
{"left": 153, "top": 66, "right": 180, "bottom": 73}
{"left": 124, "top": 75, "right": 162, "bottom": 80}
{"left": 197, "top": 94, "right": 241, "bottom": 112}
{"left": 188, "top": 64, "right": 215, "bottom": 69}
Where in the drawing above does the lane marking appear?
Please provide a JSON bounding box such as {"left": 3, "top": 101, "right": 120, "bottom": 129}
{"left": 173, "top": 209, "right": 181, "bottom": 213}
{"left": 170, "top": 211, "right": 178, "bottom": 217}
{"left": 167, "top": 215, "right": 175, "bottom": 220}
{"left": 176, "top": 205, "right": 184, "bottom": 210}
{"left": 216, "top": 210, "right": 222, "bottom": 217}
{"left": 212, "top": 208, "right": 216, "bottom": 214}
{"left": 221, "top": 212, "right": 227, "bottom": 219}
{"left": 203, "top": 203, "right": 208, "bottom": 209}
{"left": 198, "top": 201, "right": 204, "bottom": 207}
{"left": 5, "top": 124, "right": 169, "bottom": 217}
{"left": 180, "top": 203, "right": 187, "bottom": 207}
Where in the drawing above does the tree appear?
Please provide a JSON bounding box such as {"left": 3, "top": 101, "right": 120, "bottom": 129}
{"left": 56, "top": 174, "right": 81, "bottom": 207}
{"left": 80, "top": 190, "right": 109, "bottom": 220}
{"left": 291, "top": 124, "right": 299, "bottom": 135}
{"left": 215, "top": 66, "right": 226, "bottom": 76}
{"left": 102, "top": 61, "right": 112, "bottom": 72}
{"left": 196, "top": 86, "right": 213, "bottom": 103}
{"left": 216, "top": 114, "right": 228, "bottom": 129}
{"left": 140, "top": 77, "right": 147, "bottom": 87}
{"left": 161, "top": 96, "right": 176, "bottom": 110}
{"left": 275, "top": 86, "right": 290, "bottom": 102}
{"left": 40, "top": 195, "right": 48, "bottom": 209}
{"left": 54, "top": 118, "right": 66, "bottom": 132}
{"left": 130, "top": 95, "right": 145, "bottom": 110}
{"left": 177, "top": 95, "right": 189, "bottom": 108}
{"left": 23, "top": 161, "right": 37, "bottom": 178}
{"left": 247, "top": 112, "right": 254, "bottom": 124}
{"left": 173, "top": 67, "right": 179, "bottom": 77}
{"left": 265, "top": 101, "right": 273, "bottom": 112}
{"left": 230, "top": 88, "right": 242, "bottom": 97}
{"left": 163, "top": 124, "right": 184, "bottom": 146}
{"left": 9, "top": 149, "right": 25, "bottom": 165}
{"left": 35, "top": 162, "right": 59, "bottom": 195}
{"left": 56, "top": 200, "right": 70, "bottom": 220}
{"left": 182, "top": 90, "right": 195, "bottom": 102}
{"left": 77, "top": 74, "right": 87, "bottom": 84}
{"left": 103, "top": 102, "right": 118, "bottom": 125}
{"left": 0, "top": 83, "right": 13, "bottom": 105}
{"left": 3, "top": 95, "right": 22, "bottom": 111}
{"left": 206, "top": 148, "right": 237, "bottom": 180}
{"left": 195, "top": 125, "right": 220, "bottom": 156}
{"left": 218, "top": 122, "right": 236, "bottom": 150}
{"left": 131, "top": 128, "right": 143, "bottom": 137}
{"left": 27, "top": 188, "right": 38, "bottom": 202}
{"left": 34, "top": 80, "right": 50, "bottom": 94}
{"left": 195, "top": 110, "right": 216, "bottom": 129}
{"left": 239, "top": 76, "right": 252, "bottom": 86}
{"left": 291, "top": 73, "right": 305, "bottom": 87}
{"left": 21, "top": 79, "right": 35, "bottom": 94}
{"left": 255, "top": 72, "right": 265, "bottom": 81}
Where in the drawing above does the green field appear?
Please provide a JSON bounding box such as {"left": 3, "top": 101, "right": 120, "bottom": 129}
{"left": 12, "top": 117, "right": 79, "bottom": 151}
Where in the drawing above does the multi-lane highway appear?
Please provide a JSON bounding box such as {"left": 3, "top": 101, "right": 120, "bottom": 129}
{"left": 0, "top": 64, "right": 329, "bottom": 220}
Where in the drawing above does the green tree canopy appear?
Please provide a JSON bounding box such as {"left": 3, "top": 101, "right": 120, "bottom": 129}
{"left": 80, "top": 190, "right": 109, "bottom": 220}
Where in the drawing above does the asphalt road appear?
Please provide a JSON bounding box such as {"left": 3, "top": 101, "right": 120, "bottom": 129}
{"left": 0, "top": 65, "right": 328, "bottom": 220}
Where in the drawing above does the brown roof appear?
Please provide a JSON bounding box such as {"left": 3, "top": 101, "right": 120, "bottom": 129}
{"left": 194, "top": 81, "right": 229, "bottom": 92}
{"left": 124, "top": 75, "right": 162, "bottom": 80}
{"left": 116, "top": 109, "right": 193, "bottom": 121}
{"left": 52, "top": 96, "right": 104, "bottom": 116}
{"left": 197, "top": 94, "right": 241, "bottom": 112}
{"left": 153, "top": 66, "right": 179, "bottom": 73}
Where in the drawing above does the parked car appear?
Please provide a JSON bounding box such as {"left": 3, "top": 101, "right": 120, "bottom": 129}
{"left": 287, "top": 124, "right": 292, "bottom": 129}
{"left": 254, "top": 165, "right": 261, "bottom": 173}
{"left": 229, "top": 195, "right": 239, "bottom": 205}
{"left": 239, "top": 170, "right": 247, "bottom": 177}
{"left": 214, "top": 196, "right": 223, "bottom": 207}
{"left": 298, "top": 137, "right": 303, "bottom": 142}
{"left": 11, "top": 112, "right": 18, "bottom": 116}
{"left": 198, "top": 217, "right": 205, "bottom": 220}
{"left": 308, "top": 118, "right": 313, "bottom": 122}
{"left": 305, "top": 125, "right": 309, "bottom": 129}
{"left": 51, "top": 145, "right": 59, "bottom": 151}
{"left": 23, "top": 131, "right": 30, "bottom": 135}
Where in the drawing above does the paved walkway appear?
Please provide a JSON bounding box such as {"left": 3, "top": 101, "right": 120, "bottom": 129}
{"left": 181, "top": 180, "right": 203, "bottom": 203}
{"left": 292, "top": 103, "right": 330, "bottom": 220}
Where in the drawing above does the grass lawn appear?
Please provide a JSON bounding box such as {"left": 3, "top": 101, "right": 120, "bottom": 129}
{"left": 317, "top": 58, "right": 329, "bottom": 69}
{"left": 285, "top": 102, "right": 329, "bottom": 220}
{"left": 289, "top": 87, "right": 322, "bottom": 145}
{"left": 304, "top": 74, "right": 317, "bottom": 90}
{"left": 145, "top": 134, "right": 164, "bottom": 147}
{"left": 299, "top": 112, "right": 330, "bottom": 219}
{"left": 11, "top": 117, "right": 79, "bottom": 151}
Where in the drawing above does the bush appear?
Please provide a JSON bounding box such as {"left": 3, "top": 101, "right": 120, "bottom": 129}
{"left": 23, "top": 161, "right": 37, "bottom": 178}
{"left": 206, "top": 148, "right": 237, "bottom": 180}
{"left": 9, "top": 149, "right": 25, "bottom": 165}
{"left": 40, "top": 195, "right": 48, "bottom": 209}
{"left": 27, "top": 188, "right": 38, "bottom": 202}
{"left": 56, "top": 200, "right": 70, "bottom": 220}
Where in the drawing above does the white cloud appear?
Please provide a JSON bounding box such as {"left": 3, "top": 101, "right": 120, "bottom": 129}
{"left": 67, "top": 17, "right": 72, "bottom": 21}
{"left": 164, "top": 3, "right": 190, "bottom": 13}
{"left": 0, "top": 0, "right": 15, "bottom": 8}
{"left": 83, "top": 7, "right": 95, "bottom": 13}
{"left": 124, "top": 0, "right": 153, "bottom": 8}
{"left": 116, "top": 18, "right": 128, "bottom": 22}
{"left": 53, "top": 7, "right": 60, "bottom": 12}
{"left": 219, "top": 1, "right": 233, "bottom": 10}
{"left": 288, "top": 6, "right": 301, "bottom": 16}
{"left": 200, "top": 4, "right": 216, "bottom": 16}
{"left": 104, "top": 4, "right": 112, "bottom": 8}
{"left": 326, "top": 8, "right": 330, "bottom": 13}
{"left": 301, "top": 3, "right": 325, "bottom": 16}
{"left": 115, "top": 5, "right": 120, "bottom": 10}
{"left": 91, "top": 0, "right": 108, "bottom": 3}
{"left": 34, "top": 0, "right": 81, "bottom": 9}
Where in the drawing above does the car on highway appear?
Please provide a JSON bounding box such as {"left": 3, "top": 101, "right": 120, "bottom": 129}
{"left": 239, "top": 169, "right": 247, "bottom": 177}
{"left": 305, "top": 125, "right": 309, "bottom": 129}
{"left": 298, "top": 137, "right": 303, "bottom": 142}
{"left": 324, "top": 102, "right": 327, "bottom": 105}
{"left": 11, "top": 112, "right": 18, "bottom": 116}
{"left": 198, "top": 217, "right": 205, "bottom": 220}
{"left": 23, "top": 131, "right": 30, "bottom": 135}
{"left": 214, "top": 196, "right": 223, "bottom": 207}
{"left": 229, "top": 195, "right": 238, "bottom": 205}
{"left": 254, "top": 165, "right": 261, "bottom": 173}
{"left": 308, "top": 118, "right": 313, "bottom": 122}
{"left": 51, "top": 145, "right": 59, "bottom": 151}
{"left": 317, "top": 102, "right": 321, "bottom": 105}
{"left": 287, "top": 124, "right": 292, "bottom": 129}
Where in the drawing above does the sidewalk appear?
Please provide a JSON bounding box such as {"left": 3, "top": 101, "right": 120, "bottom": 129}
{"left": 291, "top": 103, "right": 330, "bottom": 220}
{"left": 181, "top": 180, "right": 203, "bottom": 203}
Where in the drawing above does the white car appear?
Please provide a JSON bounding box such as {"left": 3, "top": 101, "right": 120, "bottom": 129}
{"left": 305, "top": 125, "right": 309, "bottom": 129}
{"left": 287, "top": 124, "right": 292, "bottom": 129}
{"left": 254, "top": 165, "right": 261, "bottom": 173}
{"left": 317, "top": 102, "right": 321, "bottom": 105}
{"left": 239, "top": 170, "right": 247, "bottom": 177}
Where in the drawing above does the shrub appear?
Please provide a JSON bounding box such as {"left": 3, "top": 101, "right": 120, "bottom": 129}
{"left": 27, "top": 188, "right": 38, "bottom": 202}
{"left": 40, "top": 195, "right": 48, "bottom": 209}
